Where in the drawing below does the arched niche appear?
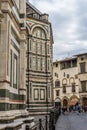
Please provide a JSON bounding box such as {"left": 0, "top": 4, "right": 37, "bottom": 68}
{"left": 69, "top": 77, "right": 75, "bottom": 84}
{"left": 62, "top": 78, "right": 67, "bottom": 85}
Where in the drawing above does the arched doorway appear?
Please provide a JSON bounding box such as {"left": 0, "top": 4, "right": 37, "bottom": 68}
{"left": 62, "top": 97, "right": 69, "bottom": 112}
{"left": 83, "top": 97, "right": 87, "bottom": 111}
{"left": 55, "top": 98, "right": 61, "bottom": 109}
{"left": 63, "top": 99, "right": 68, "bottom": 108}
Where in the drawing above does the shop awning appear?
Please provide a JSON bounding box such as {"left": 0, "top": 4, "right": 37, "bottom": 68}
{"left": 69, "top": 99, "right": 78, "bottom": 106}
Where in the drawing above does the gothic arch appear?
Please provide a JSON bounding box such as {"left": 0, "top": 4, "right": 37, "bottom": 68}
{"left": 55, "top": 97, "right": 61, "bottom": 102}
{"left": 62, "top": 78, "right": 67, "bottom": 85}
{"left": 69, "top": 77, "right": 75, "bottom": 84}
{"left": 62, "top": 96, "right": 69, "bottom": 107}
{"left": 62, "top": 96, "right": 69, "bottom": 101}
{"left": 55, "top": 97, "right": 61, "bottom": 107}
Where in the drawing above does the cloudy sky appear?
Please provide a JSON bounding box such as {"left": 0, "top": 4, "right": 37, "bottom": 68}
{"left": 29, "top": 0, "right": 87, "bottom": 61}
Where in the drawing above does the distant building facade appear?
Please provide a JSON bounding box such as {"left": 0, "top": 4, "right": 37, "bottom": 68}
{"left": 53, "top": 53, "right": 87, "bottom": 110}
{"left": 0, "top": 0, "right": 27, "bottom": 122}
{"left": 77, "top": 53, "right": 87, "bottom": 110}
{"left": 26, "top": 1, "right": 53, "bottom": 115}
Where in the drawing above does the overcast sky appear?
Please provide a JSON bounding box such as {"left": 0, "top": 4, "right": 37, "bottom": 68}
{"left": 29, "top": 0, "right": 87, "bottom": 61}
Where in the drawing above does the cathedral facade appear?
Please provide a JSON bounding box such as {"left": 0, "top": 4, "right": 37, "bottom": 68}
{"left": 26, "top": 1, "right": 53, "bottom": 115}
{"left": 0, "top": 0, "right": 27, "bottom": 122}
{"left": 0, "top": 0, "right": 53, "bottom": 122}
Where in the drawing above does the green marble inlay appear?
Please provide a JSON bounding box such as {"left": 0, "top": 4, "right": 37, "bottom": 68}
{"left": 0, "top": 89, "right": 9, "bottom": 97}
{"left": 0, "top": 89, "right": 25, "bottom": 101}
{"left": 0, "top": 103, "right": 9, "bottom": 111}
{"left": 0, "top": 103, "right": 25, "bottom": 111}
{"left": 0, "top": 89, "right": 25, "bottom": 111}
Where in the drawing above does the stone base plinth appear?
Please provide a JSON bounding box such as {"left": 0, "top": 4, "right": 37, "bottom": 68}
{"left": 0, "top": 110, "right": 29, "bottom": 123}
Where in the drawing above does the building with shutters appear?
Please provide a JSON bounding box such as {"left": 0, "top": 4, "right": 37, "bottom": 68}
{"left": 53, "top": 53, "right": 87, "bottom": 111}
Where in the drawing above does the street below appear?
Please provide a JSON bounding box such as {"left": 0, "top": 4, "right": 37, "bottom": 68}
{"left": 56, "top": 112, "right": 87, "bottom": 130}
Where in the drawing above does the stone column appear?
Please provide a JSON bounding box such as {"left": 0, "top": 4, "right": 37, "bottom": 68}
{"left": 0, "top": 14, "right": 9, "bottom": 84}
{"left": 19, "top": 40, "right": 28, "bottom": 115}
{"left": 20, "top": 41, "right": 26, "bottom": 95}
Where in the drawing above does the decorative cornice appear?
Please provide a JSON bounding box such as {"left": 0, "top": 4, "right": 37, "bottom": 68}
{"left": 0, "top": 80, "right": 10, "bottom": 84}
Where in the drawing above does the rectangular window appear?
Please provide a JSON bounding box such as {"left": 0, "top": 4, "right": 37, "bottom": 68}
{"left": 40, "top": 43, "right": 42, "bottom": 54}
{"left": 60, "top": 62, "right": 65, "bottom": 69}
{"left": 72, "top": 59, "right": 77, "bottom": 67}
{"left": 48, "top": 59, "right": 50, "bottom": 70}
{"left": 37, "top": 30, "right": 40, "bottom": 37}
{"left": 81, "top": 81, "right": 86, "bottom": 92}
{"left": 33, "top": 42, "right": 36, "bottom": 53}
{"left": 10, "top": 50, "right": 13, "bottom": 87}
{"left": 40, "top": 30, "right": 42, "bottom": 38}
{"left": 47, "top": 44, "right": 49, "bottom": 54}
{"left": 37, "top": 43, "right": 40, "bottom": 54}
{"left": 56, "top": 63, "right": 58, "bottom": 67}
{"left": 80, "top": 62, "right": 86, "bottom": 73}
{"left": 34, "top": 89, "right": 39, "bottom": 100}
{"left": 67, "top": 74, "right": 69, "bottom": 78}
{"left": 10, "top": 50, "right": 18, "bottom": 89}
{"left": 56, "top": 90, "right": 59, "bottom": 96}
{"left": 72, "top": 84, "right": 75, "bottom": 92}
{"left": 29, "top": 57, "right": 32, "bottom": 68}
{"left": 30, "top": 82, "right": 32, "bottom": 98}
{"left": 48, "top": 86, "right": 50, "bottom": 98}
{"left": 42, "top": 58, "right": 45, "bottom": 71}
{"left": 13, "top": 54, "right": 17, "bottom": 88}
{"left": 32, "top": 57, "right": 36, "bottom": 70}
{"left": 55, "top": 73, "right": 58, "bottom": 77}
{"left": 42, "top": 44, "right": 45, "bottom": 55}
{"left": 55, "top": 81, "right": 60, "bottom": 88}
{"left": 66, "top": 61, "right": 71, "bottom": 68}
{"left": 37, "top": 57, "right": 41, "bottom": 70}
{"left": 63, "top": 85, "right": 66, "bottom": 93}
{"left": 40, "top": 89, "right": 45, "bottom": 100}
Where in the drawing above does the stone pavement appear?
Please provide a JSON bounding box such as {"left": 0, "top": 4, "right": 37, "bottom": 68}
{"left": 55, "top": 112, "right": 87, "bottom": 130}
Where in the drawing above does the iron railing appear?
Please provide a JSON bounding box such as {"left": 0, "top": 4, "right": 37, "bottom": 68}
{"left": 25, "top": 108, "right": 61, "bottom": 130}
{"left": 25, "top": 116, "right": 49, "bottom": 130}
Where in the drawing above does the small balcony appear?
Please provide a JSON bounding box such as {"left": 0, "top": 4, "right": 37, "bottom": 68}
{"left": 78, "top": 73, "right": 87, "bottom": 81}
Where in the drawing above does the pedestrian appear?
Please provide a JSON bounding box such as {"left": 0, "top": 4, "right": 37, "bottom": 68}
{"left": 62, "top": 107, "right": 64, "bottom": 114}
{"left": 73, "top": 105, "right": 75, "bottom": 112}
{"left": 52, "top": 124, "right": 55, "bottom": 130}
{"left": 78, "top": 104, "right": 80, "bottom": 113}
